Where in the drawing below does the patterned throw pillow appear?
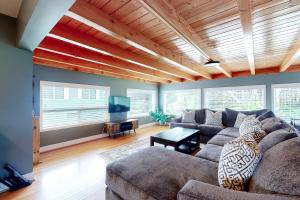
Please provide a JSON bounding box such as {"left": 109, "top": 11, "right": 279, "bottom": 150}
{"left": 181, "top": 110, "right": 196, "bottom": 123}
{"left": 234, "top": 113, "right": 255, "bottom": 128}
{"left": 218, "top": 137, "right": 261, "bottom": 191}
{"left": 239, "top": 118, "right": 267, "bottom": 143}
{"left": 205, "top": 110, "right": 223, "bottom": 126}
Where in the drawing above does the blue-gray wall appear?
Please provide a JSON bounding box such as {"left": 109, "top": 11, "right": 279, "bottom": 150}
{"left": 0, "top": 14, "right": 33, "bottom": 176}
{"left": 33, "top": 65, "right": 158, "bottom": 146}
{"left": 160, "top": 72, "right": 300, "bottom": 111}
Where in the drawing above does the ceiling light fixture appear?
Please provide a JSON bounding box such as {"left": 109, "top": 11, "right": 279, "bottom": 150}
{"left": 204, "top": 59, "right": 220, "bottom": 67}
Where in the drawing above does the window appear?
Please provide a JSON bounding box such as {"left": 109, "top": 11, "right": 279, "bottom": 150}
{"left": 127, "top": 89, "right": 156, "bottom": 117}
{"left": 40, "top": 81, "right": 110, "bottom": 131}
{"left": 204, "top": 85, "right": 266, "bottom": 111}
{"left": 163, "top": 89, "right": 201, "bottom": 115}
{"left": 272, "top": 83, "right": 300, "bottom": 121}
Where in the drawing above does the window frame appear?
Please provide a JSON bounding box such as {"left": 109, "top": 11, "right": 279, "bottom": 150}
{"left": 271, "top": 83, "right": 300, "bottom": 121}
{"left": 126, "top": 88, "right": 157, "bottom": 118}
{"left": 40, "top": 81, "right": 110, "bottom": 132}
{"left": 163, "top": 89, "right": 202, "bottom": 115}
{"left": 203, "top": 85, "right": 266, "bottom": 110}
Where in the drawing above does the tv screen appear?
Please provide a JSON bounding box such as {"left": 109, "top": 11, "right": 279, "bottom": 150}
{"left": 109, "top": 96, "right": 130, "bottom": 113}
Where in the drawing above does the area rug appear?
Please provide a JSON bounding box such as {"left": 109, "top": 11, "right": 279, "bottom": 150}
{"left": 98, "top": 137, "right": 157, "bottom": 163}
{"left": 98, "top": 137, "right": 204, "bottom": 163}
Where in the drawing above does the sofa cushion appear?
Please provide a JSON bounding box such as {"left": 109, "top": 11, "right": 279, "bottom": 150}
{"left": 258, "top": 129, "right": 297, "bottom": 153}
{"left": 195, "top": 144, "right": 223, "bottom": 163}
{"left": 205, "top": 110, "right": 223, "bottom": 126}
{"left": 170, "top": 122, "right": 198, "bottom": 129}
{"left": 208, "top": 134, "right": 235, "bottom": 146}
{"left": 261, "top": 117, "right": 284, "bottom": 133}
{"left": 182, "top": 110, "right": 196, "bottom": 123}
{"left": 249, "top": 137, "right": 300, "bottom": 196}
{"left": 198, "top": 124, "right": 224, "bottom": 138}
{"left": 194, "top": 109, "right": 206, "bottom": 124}
{"left": 224, "top": 108, "right": 268, "bottom": 127}
{"left": 257, "top": 110, "right": 275, "bottom": 121}
{"left": 106, "top": 147, "right": 219, "bottom": 200}
{"left": 218, "top": 137, "right": 261, "bottom": 191}
{"left": 217, "top": 127, "right": 239, "bottom": 138}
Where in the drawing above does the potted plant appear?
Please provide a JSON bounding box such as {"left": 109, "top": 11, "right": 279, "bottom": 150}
{"left": 149, "top": 108, "right": 175, "bottom": 125}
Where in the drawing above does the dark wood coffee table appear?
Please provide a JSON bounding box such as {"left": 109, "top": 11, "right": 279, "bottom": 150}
{"left": 150, "top": 127, "right": 200, "bottom": 154}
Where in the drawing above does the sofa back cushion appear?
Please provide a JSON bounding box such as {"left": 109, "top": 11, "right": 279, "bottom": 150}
{"left": 258, "top": 129, "right": 297, "bottom": 153}
{"left": 248, "top": 137, "right": 300, "bottom": 195}
{"left": 257, "top": 110, "right": 275, "bottom": 121}
{"left": 224, "top": 108, "right": 268, "bottom": 127}
{"left": 194, "top": 109, "right": 206, "bottom": 124}
{"left": 261, "top": 117, "right": 284, "bottom": 133}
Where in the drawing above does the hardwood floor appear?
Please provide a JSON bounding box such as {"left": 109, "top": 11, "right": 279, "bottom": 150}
{"left": 0, "top": 125, "right": 168, "bottom": 200}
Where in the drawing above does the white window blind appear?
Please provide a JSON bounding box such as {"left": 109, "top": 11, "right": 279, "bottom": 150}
{"left": 127, "top": 89, "right": 156, "bottom": 117}
{"left": 204, "top": 85, "right": 266, "bottom": 111}
{"left": 163, "top": 89, "right": 201, "bottom": 115}
{"left": 40, "top": 81, "right": 110, "bottom": 131}
{"left": 272, "top": 83, "right": 300, "bottom": 121}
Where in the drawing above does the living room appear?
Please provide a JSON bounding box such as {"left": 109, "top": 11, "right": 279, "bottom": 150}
{"left": 0, "top": 0, "right": 300, "bottom": 199}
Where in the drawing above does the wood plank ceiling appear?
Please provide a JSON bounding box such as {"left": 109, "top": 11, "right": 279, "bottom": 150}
{"left": 33, "top": 0, "right": 300, "bottom": 84}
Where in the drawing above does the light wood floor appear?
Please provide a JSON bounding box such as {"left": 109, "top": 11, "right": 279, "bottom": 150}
{"left": 0, "top": 125, "right": 168, "bottom": 200}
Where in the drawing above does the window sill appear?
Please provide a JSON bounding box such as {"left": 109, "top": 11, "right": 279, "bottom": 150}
{"left": 128, "top": 114, "right": 150, "bottom": 118}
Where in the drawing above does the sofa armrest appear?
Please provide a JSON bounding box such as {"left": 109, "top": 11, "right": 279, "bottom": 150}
{"left": 177, "top": 180, "right": 297, "bottom": 200}
{"left": 172, "top": 116, "right": 182, "bottom": 123}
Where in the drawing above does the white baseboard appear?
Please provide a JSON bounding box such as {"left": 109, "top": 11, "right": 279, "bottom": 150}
{"left": 40, "top": 134, "right": 109, "bottom": 153}
{"left": 40, "top": 122, "right": 157, "bottom": 153}
{"left": 139, "top": 122, "right": 158, "bottom": 128}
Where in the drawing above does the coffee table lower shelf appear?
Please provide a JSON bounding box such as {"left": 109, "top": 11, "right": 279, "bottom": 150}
{"left": 150, "top": 127, "right": 200, "bottom": 155}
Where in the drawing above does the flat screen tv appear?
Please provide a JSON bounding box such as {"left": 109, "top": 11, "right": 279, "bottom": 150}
{"left": 109, "top": 96, "right": 130, "bottom": 113}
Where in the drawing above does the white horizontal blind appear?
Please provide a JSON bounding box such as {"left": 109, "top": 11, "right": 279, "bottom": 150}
{"left": 204, "top": 85, "right": 266, "bottom": 111}
{"left": 272, "top": 84, "right": 300, "bottom": 121}
{"left": 127, "top": 89, "right": 156, "bottom": 117}
{"left": 163, "top": 89, "right": 201, "bottom": 115}
{"left": 40, "top": 81, "right": 110, "bottom": 131}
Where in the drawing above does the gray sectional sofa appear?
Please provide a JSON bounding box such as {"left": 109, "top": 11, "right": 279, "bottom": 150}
{"left": 105, "top": 109, "right": 300, "bottom": 200}
{"left": 170, "top": 108, "right": 268, "bottom": 143}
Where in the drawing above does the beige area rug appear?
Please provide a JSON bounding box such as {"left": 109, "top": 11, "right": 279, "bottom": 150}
{"left": 98, "top": 137, "right": 204, "bottom": 163}
{"left": 98, "top": 137, "right": 166, "bottom": 163}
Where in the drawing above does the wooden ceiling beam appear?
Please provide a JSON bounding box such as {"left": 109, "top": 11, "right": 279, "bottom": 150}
{"left": 237, "top": 0, "right": 255, "bottom": 75}
{"left": 280, "top": 43, "right": 300, "bottom": 72}
{"left": 139, "top": 0, "right": 232, "bottom": 77}
{"left": 33, "top": 58, "right": 159, "bottom": 84}
{"left": 67, "top": 0, "right": 211, "bottom": 79}
{"left": 33, "top": 49, "right": 169, "bottom": 83}
{"left": 38, "top": 37, "right": 180, "bottom": 82}
{"left": 49, "top": 24, "right": 196, "bottom": 81}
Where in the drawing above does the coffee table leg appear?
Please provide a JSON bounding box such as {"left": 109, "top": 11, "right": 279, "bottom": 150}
{"left": 174, "top": 144, "right": 179, "bottom": 151}
{"left": 150, "top": 137, "right": 154, "bottom": 146}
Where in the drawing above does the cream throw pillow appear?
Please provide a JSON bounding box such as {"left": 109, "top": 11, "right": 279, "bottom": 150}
{"left": 205, "top": 110, "right": 223, "bottom": 126}
{"left": 234, "top": 113, "right": 255, "bottom": 128}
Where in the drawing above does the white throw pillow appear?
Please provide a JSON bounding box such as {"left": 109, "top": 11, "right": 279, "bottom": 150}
{"left": 234, "top": 113, "right": 255, "bottom": 128}
{"left": 218, "top": 137, "right": 261, "bottom": 191}
{"left": 182, "top": 110, "right": 196, "bottom": 123}
{"left": 205, "top": 110, "right": 223, "bottom": 126}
